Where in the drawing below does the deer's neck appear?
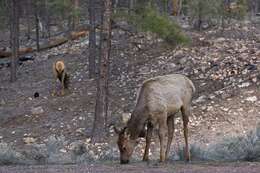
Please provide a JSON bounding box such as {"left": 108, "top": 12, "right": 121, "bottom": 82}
{"left": 127, "top": 108, "right": 147, "bottom": 139}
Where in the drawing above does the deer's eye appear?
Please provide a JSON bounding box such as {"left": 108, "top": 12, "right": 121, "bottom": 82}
{"left": 122, "top": 146, "right": 126, "bottom": 151}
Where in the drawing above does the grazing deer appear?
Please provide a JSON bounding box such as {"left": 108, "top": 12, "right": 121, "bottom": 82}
{"left": 52, "top": 60, "right": 69, "bottom": 96}
{"left": 115, "top": 74, "right": 195, "bottom": 164}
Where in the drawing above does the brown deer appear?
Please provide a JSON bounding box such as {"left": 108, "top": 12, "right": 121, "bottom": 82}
{"left": 115, "top": 74, "right": 195, "bottom": 164}
{"left": 52, "top": 60, "right": 69, "bottom": 96}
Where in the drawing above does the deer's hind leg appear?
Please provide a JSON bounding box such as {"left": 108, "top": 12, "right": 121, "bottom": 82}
{"left": 181, "top": 104, "right": 191, "bottom": 162}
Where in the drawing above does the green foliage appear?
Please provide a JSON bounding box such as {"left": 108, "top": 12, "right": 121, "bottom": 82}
{"left": 0, "top": 0, "right": 8, "bottom": 30}
{"left": 46, "top": 0, "right": 80, "bottom": 19}
{"left": 230, "top": 0, "right": 248, "bottom": 20}
{"left": 118, "top": 7, "right": 190, "bottom": 45}
{"left": 188, "top": 0, "right": 221, "bottom": 21}
{"left": 138, "top": 8, "right": 190, "bottom": 45}
{"left": 187, "top": 0, "right": 248, "bottom": 29}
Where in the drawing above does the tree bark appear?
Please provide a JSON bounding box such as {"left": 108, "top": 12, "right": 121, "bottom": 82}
{"left": 92, "top": 0, "right": 112, "bottom": 142}
{"left": 10, "top": 0, "right": 19, "bottom": 82}
{"left": 88, "top": 0, "right": 97, "bottom": 79}
{"left": 34, "top": 1, "right": 40, "bottom": 52}
{"left": 172, "top": 0, "right": 179, "bottom": 16}
{"left": 73, "top": 0, "right": 80, "bottom": 28}
{"left": 25, "top": 0, "right": 32, "bottom": 40}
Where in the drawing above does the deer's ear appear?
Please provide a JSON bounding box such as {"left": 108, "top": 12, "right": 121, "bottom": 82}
{"left": 113, "top": 126, "right": 121, "bottom": 134}
{"left": 123, "top": 128, "right": 131, "bottom": 139}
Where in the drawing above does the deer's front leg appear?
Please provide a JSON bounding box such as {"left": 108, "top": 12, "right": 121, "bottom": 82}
{"left": 60, "top": 71, "right": 66, "bottom": 96}
{"left": 158, "top": 113, "right": 168, "bottom": 162}
{"left": 52, "top": 72, "right": 58, "bottom": 96}
{"left": 143, "top": 122, "right": 153, "bottom": 161}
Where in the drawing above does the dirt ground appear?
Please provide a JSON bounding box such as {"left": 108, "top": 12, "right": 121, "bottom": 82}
{"left": 1, "top": 162, "right": 260, "bottom": 173}
{"left": 0, "top": 20, "right": 260, "bottom": 171}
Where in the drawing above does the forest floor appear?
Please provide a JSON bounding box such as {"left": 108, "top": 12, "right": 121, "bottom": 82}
{"left": 0, "top": 19, "right": 260, "bottom": 172}
{"left": 1, "top": 162, "right": 260, "bottom": 173}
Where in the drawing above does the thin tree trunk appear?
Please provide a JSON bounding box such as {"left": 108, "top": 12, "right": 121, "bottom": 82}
{"left": 44, "top": 0, "right": 50, "bottom": 38}
{"left": 129, "top": 0, "right": 135, "bottom": 13}
{"left": 34, "top": 1, "right": 40, "bottom": 52}
{"left": 172, "top": 0, "right": 179, "bottom": 16}
{"left": 88, "top": 0, "right": 96, "bottom": 79}
{"left": 10, "top": 0, "right": 19, "bottom": 82}
{"left": 25, "top": 0, "right": 32, "bottom": 40}
{"left": 92, "top": 0, "right": 112, "bottom": 143}
{"left": 73, "top": 0, "right": 80, "bottom": 29}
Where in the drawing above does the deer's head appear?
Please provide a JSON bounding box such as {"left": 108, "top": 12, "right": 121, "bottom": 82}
{"left": 114, "top": 127, "right": 138, "bottom": 164}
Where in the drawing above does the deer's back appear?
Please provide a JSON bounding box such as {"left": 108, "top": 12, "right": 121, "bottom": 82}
{"left": 137, "top": 74, "right": 195, "bottom": 115}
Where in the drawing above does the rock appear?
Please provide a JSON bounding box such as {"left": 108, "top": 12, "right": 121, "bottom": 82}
{"left": 194, "top": 95, "right": 207, "bottom": 103}
{"left": 238, "top": 82, "right": 250, "bottom": 88}
{"left": 0, "top": 99, "right": 5, "bottom": 105}
{"left": 31, "top": 106, "right": 44, "bottom": 115}
{"left": 23, "top": 137, "right": 36, "bottom": 144}
{"left": 166, "top": 63, "right": 177, "bottom": 71}
{"left": 122, "top": 112, "right": 131, "bottom": 123}
{"left": 75, "top": 128, "right": 85, "bottom": 135}
{"left": 246, "top": 96, "right": 258, "bottom": 102}
{"left": 179, "top": 57, "right": 188, "bottom": 65}
{"left": 69, "top": 141, "right": 86, "bottom": 155}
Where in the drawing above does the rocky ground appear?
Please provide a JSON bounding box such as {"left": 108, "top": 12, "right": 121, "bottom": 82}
{"left": 0, "top": 19, "right": 260, "bottom": 172}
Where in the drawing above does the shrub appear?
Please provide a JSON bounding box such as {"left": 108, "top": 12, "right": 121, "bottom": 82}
{"left": 0, "top": 143, "right": 30, "bottom": 165}
{"left": 175, "top": 125, "right": 260, "bottom": 162}
{"left": 114, "top": 7, "right": 190, "bottom": 46}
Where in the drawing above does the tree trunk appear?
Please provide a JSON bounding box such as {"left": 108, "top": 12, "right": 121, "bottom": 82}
{"left": 44, "top": 0, "right": 50, "bottom": 38}
{"left": 172, "top": 0, "right": 179, "bottom": 16}
{"left": 92, "top": 0, "right": 112, "bottom": 143}
{"left": 10, "top": 0, "right": 19, "bottom": 82}
{"left": 128, "top": 0, "right": 135, "bottom": 14}
{"left": 88, "top": 0, "right": 96, "bottom": 79}
{"left": 25, "top": 0, "right": 32, "bottom": 40}
{"left": 73, "top": 0, "right": 80, "bottom": 29}
{"left": 34, "top": 1, "right": 40, "bottom": 52}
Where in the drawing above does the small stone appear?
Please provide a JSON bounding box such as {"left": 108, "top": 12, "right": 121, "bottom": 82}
{"left": 201, "top": 106, "right": 207, "bottom": 111}
{"left": 195, "top": 95, "right": 207, "bottom": 103}
{"left": 23, "top": 137, "right": 36, "bottom": 144}
{"left": 0, "top": 99, "right": 5, "bottom": 105}
{"left": 11, "top": 131, "right": 15, "bottom": 134}
{"left": 209, "top": 94, "right": 215, "bottom": 100}
{"left": 0, "top": 136, "right": 3, "bottom": 139}
{"left": 246, "top": 96, "right": 258, "bottom": 102}
{"left": 122, "top": 112, "right": 131, "bottom": 123}
{"left": 79, "top": 116, "right": 85, "bottom": 120}
{"left": 59, "top": 149, "right": 67, "bottom": 153}
{"left": 85, "top": 138, "right": 91, "bottom": 143}
{"left": 31, "top": 106, "right": 44, "bottom": 115}
{"left": 222, "top": 107, "right": 229, "bottom": 112}
{"left": 238, "top": 82, "right": 250, "bottom": 88}
{"left": 58, "top": 107, "right": 62, "bottom": 111}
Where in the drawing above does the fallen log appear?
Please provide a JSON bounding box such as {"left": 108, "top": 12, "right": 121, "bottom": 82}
{"left": 0, "top": 30, "right": 89, "bottom": 58}
{"left": 0, "top": 47, "right": 33, "bottom": 58}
